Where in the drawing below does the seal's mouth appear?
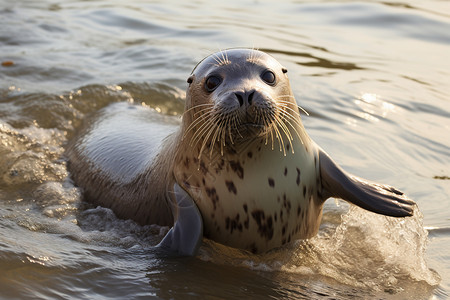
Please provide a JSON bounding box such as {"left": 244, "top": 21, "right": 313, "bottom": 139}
{"left": 240, "top": 123, "right": 265, "bottom": 129}
{"left": 185, "top": 98, "right": 305, "bottom": 158}
{"left": 233, "top": 122, "right": 273, "bottom": 142}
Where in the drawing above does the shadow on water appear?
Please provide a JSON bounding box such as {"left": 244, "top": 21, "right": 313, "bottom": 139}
{"left": 145, "top": 255, "right": 377, "bottom": 299}
{"left": 261, "top": 48, "right": 366, "bottom": 71}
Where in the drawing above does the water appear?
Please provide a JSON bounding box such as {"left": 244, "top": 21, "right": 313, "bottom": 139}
{"left": 1, "top": 0, "right": 449, "bottom": 299}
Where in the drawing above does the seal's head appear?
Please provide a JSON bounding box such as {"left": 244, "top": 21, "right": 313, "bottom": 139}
{"left": 183, "top": 48, "right": 302, "bottom": 157}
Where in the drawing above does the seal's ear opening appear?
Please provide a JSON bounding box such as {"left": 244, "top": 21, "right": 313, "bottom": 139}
{"left": 282, "top": 67, "right": 288, "bottom": 74}
{"left": 187, "top": 75, "right": 194, "bottom": 85}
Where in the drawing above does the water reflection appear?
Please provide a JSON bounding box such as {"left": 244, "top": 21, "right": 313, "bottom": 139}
{"left": 354, "top": 92, "right": 397, "bottom": 121}
{"left": 1, "top": 0, "right": 449, "bottom": 298}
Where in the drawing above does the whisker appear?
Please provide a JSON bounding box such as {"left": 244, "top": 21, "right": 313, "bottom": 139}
{"left": 273, "top": 118, "right": 286, "bottom": 155}
{"left": 277, "top": 103, "right": 304, "bottom": 128}
{"left": 220, "top": 115, "right": 231, "bottom": 155}
{"left": 276, "top": 98, "right": 310, "bottom": 117}
{"left": 276, "top": 114, "right": 296, "bottom": 154}
{"left": 183, "top": 110, "right": 214, "bottom": 141}
{"left": 211, "top": 54, "right": 222, "bottom": 66}
{"left": 276, "top": 113, "right": 294, "bottom": 142}
{"left": 228, "top": 118, "right": 234, "bottom": 145}
{"left": 199, "top": 117, "right": 221, "bottom": 159}
{"left": 265, "top": 111, "right": 275, "bottom": 150}
{"left": 232, "top": 114, "right": 243, "bottom": 139}
{"left": 192, "top": 107, "right": 217, "bottom": 118}
{"left": 183, "top": 103, "right": 214, "bottom": 116}
{"left": 278, "top": 109, "right": 305, "bottom": 145}
{"left": 191, "top": 114, "right": 220, "bottom": 147}
{"left": 224, "top": 50, "right": 229, "bottom": 65}
{"left": 208, "top": 118, "right": 223, "bottom": 158}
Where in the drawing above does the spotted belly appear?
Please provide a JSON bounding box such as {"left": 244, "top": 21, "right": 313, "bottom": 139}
{"left": 176, "top": 139, "right": 323, "bottom": 253}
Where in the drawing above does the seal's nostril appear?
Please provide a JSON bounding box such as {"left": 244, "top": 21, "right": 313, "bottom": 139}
{"left": 248, "top": 91, "right": 254, "bottom": 105}
{"left": 235, "top": 93, "right": 244, "bottom": 106}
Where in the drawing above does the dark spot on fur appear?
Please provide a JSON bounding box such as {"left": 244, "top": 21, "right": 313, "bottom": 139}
{"left": 215, "top": 158, "right": 226, "bottom": 174}
{"left": 247, "top": 151, "right": 253, "bottom": 158}
{"left": 267, "top": 216, "right": 273, "bottom": 228}
{"left": 199, "top": 161, "right": 208, "bottom": 175}
{"left": 268, "top": 178, "right": 275, "bottom": 187}
{"left": 283, "top": 197, "right": 291, "bottom": 215}
{"left": 243, "top": 204, "right": 248, "bottom": 213}
{"left": 297, "top": 205, "right": 302, "bottom": 216}
{"left": 230, "top": 161, "right": 244, "bottom": 179}
{"left": 303, "top": 186, "right": 307, "bottom": 198}
{"left": 286, "top": 143, "right": 290, "bottom": 152}
{"left": 282, "top": 194, "right": 291, "bottom": 214}
{"left": 225, "top": 180, "right": 237, "bottom": 195}
{"left": 282, "top": 225, "right": 286, "bottom": 236}
{"left": 205, "top": 187, "right": 219, "bottom": 210}
{"left": 251, "top": 210, "right": 273, "bottom": 240}
{"left": 226, "top": 214, "right": 243, "bottom": 234}
{"left": 314, "top": 156, "right": 317, "bottom": 166}
{"left": 252, "top": 210, "right": 265, "bottom": 225}
{"left": 250, "top": 244, "right": 258, "bottom": 254}
{"left": 202, "top": 178, "right": 206, "bottom": 185}
{"left": 274, "top": 213, "right": 278, "bottom": 222}
{"left": 296, "top": 168, "right": 301, "bottom": 186}
{"left": 284, "top": 167, "right": 288, "bottom": 176}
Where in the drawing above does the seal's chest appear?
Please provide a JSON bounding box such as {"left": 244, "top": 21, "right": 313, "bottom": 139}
{"left": 182, "top": 139, "right": 320, "bottom": 252}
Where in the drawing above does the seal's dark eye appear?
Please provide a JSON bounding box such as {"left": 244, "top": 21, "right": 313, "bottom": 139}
{"left": 205, "top": 76, "right": 221, "bottom": 92}
{"left": 261, "top": 70, "right": 276, "bottom": 85}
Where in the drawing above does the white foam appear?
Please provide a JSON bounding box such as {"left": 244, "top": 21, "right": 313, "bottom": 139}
{"left": 198, "top": 205, "right": 440, "bottom": 293}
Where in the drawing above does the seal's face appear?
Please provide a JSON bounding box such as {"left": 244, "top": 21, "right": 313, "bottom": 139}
{"left": 176, "top": 49, "right": 319, "bottom": 253}
{"left": 184, "top": 49, "right": 299, "bottom": 157}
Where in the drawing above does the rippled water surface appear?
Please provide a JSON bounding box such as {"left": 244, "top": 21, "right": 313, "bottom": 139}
{"left": 1, "top": 0, "right": 449, "bottom": 299}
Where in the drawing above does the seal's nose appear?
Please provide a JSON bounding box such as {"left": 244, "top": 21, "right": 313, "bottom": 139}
{"left": 234, "top": 90, "right": 255, "bottom": 107}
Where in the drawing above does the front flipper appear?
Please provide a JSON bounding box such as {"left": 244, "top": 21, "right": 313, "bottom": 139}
{"left": 319, "top": 148, "right": 416, "bottom": 217}
{"left": 157, "top": 183, "right": 203, "bottom": 256}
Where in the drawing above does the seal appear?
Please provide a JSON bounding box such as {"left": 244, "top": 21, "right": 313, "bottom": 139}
{"left": 65, "top": 48, "right": 416, "bottom": 255}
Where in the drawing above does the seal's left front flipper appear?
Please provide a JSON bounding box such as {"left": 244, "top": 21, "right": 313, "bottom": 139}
{"left": 157, "top": 183, "right": 203, "bottom": 256}
{"left": 318, "top": 148, "right": 416, "bottom": 217}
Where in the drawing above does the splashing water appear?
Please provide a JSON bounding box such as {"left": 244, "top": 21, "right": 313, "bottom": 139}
{"left": 199, "top": 205, "right": 440, "bottom": 296}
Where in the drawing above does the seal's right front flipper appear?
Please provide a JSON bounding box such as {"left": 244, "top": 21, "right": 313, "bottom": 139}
{"left": 319, "top": 148, "right": 416, "bottom": 217}
{"left": 157, "top": 183, "right": 203, "bottom": 256}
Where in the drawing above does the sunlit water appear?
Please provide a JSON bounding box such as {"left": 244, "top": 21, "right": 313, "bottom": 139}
{"left": 1, "top": 0, "right": 449, "bottom": 299}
